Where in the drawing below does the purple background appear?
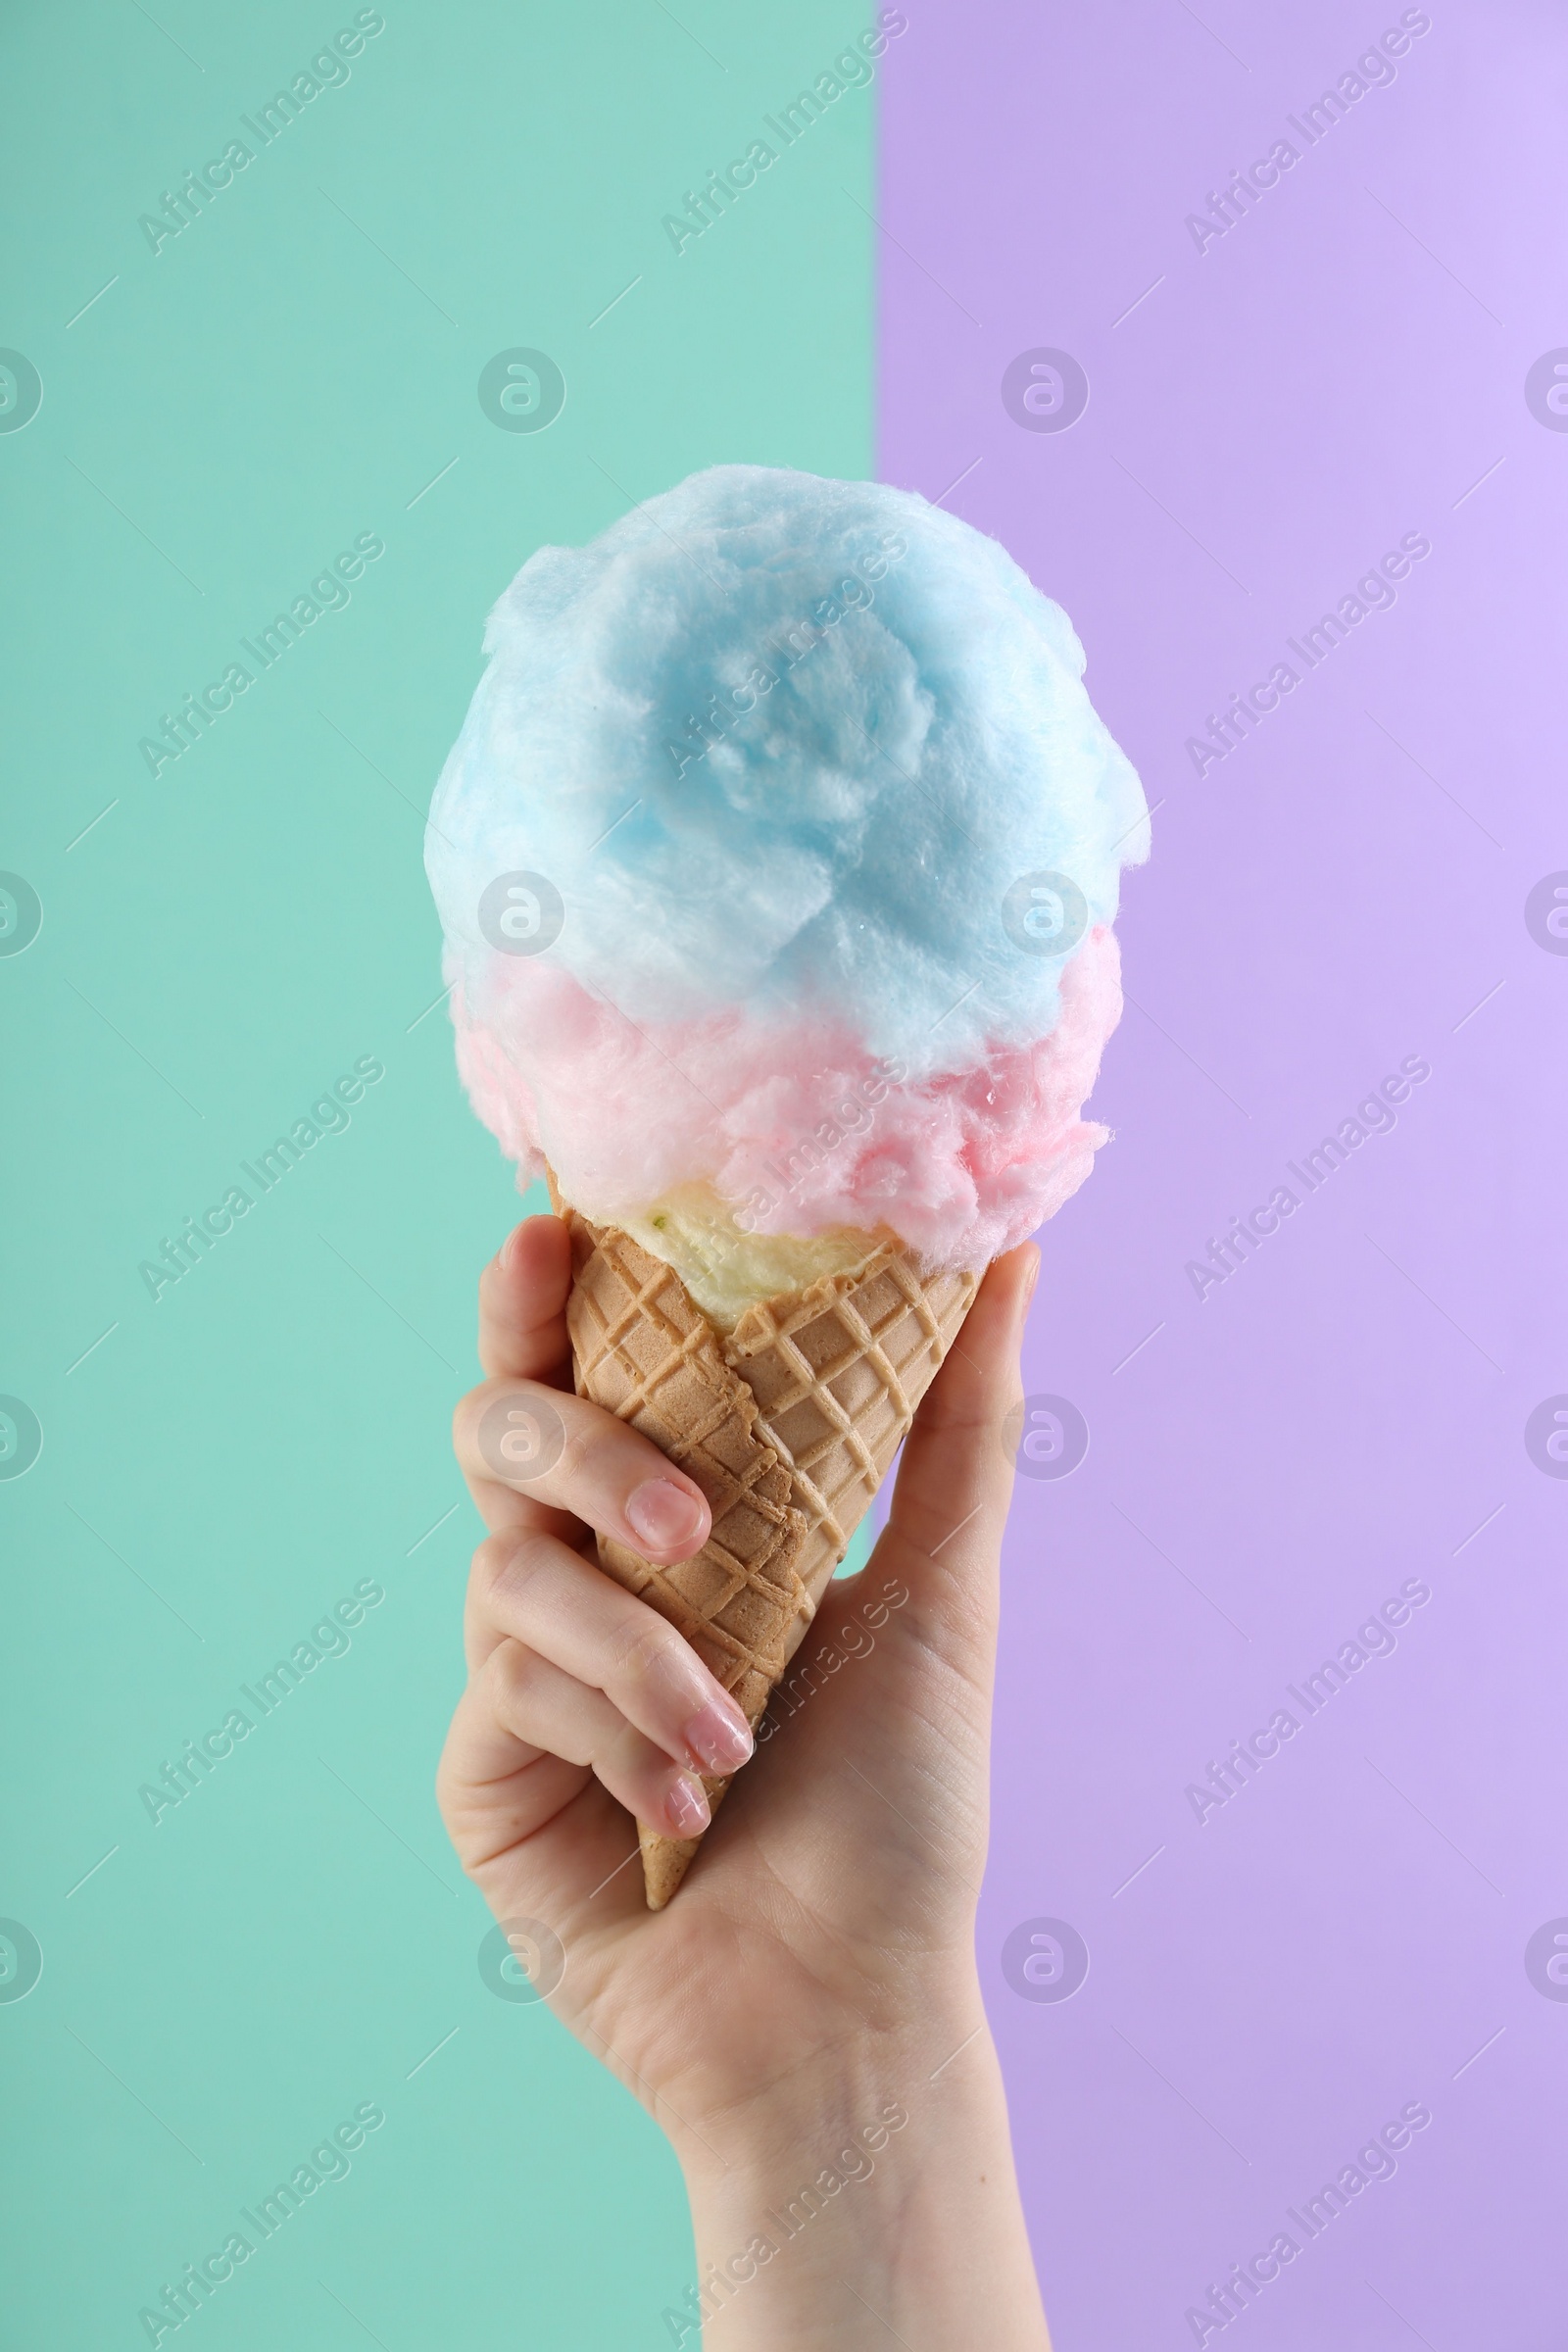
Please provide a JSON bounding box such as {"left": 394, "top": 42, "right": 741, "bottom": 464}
{"left": 881, "top": 4, "right": 1568, "bottom": 2344}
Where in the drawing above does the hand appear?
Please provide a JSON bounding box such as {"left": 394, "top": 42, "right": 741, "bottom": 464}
{"left": 438, "top": 1214, "right": 1051, "bottom": 2349}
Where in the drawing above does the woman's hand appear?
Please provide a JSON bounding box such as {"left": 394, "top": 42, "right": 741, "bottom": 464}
{"left": 438, "top": 1213, "right": 1051, "bottom": 2349}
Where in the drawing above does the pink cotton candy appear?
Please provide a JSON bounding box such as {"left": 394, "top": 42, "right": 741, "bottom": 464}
{"left": 449, "top": 927, "right": 1124, "bottom": 1269}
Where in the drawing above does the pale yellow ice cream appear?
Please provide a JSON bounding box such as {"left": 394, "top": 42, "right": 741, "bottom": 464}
{"left": 621, "top": 1184, "right": 882, "bottom": 1331}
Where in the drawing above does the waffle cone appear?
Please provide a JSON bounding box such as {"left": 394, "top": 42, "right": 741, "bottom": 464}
{"left": 558, "top": 1199, "right": 977, "bottom": 1907}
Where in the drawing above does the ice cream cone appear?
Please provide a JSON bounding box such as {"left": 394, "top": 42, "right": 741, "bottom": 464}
{"left": 431, "top": 468, "right": 1148, "bottom": 1909}
{"left": 558, "top": 1200, "right": 978, "bottom": 1906}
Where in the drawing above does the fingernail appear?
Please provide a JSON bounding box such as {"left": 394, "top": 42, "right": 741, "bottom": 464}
{"left": 683, "top": 1698, "right": 753, "bottom": 1773}
{"left": 498, "top": 1224, "right": 520, "bottom": 1275}
{"left": 1021, "top": 1250, "right": 1040, "bottom": 1311}
{"left": 626, "top": 1478, "right": 708, "bottom": 1553}
{"left": 664, "top": 1775, "right": 710, "bottom": 1835}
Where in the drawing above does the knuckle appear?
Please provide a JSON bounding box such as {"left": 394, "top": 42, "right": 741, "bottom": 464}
{"left": 467, "top": 1381, "right": 571, "bottom": 1487}
{"left": 453, "top": 1379, "right": 510, "bottom": 1459}
{"left": 472, "top": 1530, "right": 550, "bottom": 1614}
{"left": 593, "top": 1717, "right": 654, "bottom": 1782}
{"left": 603, "top": 1612, "right": 684, "bottom": 1693}
{"left": 552, "top": 1396, "right": 653, "bottom": 1484}
{"left": 485, "top": 1636, "right": 537, "bottom": 1718}
{"left": 549, "top": 1421, "right": 600, "bottom": 1489}
{"left": 469, "top": 1531, "right": 510, "bottom": 1586}
{"left": 467, "top": 1533, "right": 511, "bottom": 1606}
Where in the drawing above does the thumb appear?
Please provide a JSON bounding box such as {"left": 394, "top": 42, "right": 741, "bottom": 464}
{"left": 867, "top": 1243, "right": 1039, "bottom": 1682}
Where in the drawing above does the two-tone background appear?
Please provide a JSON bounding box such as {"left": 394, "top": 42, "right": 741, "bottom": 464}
{"left": 2, "top": 3, "right": 1562, "bottom": 2344}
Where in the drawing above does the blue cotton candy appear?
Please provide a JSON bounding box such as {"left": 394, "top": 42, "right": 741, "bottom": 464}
{"left": 425, "top": 464, "right": 1149, "bottom": 1080}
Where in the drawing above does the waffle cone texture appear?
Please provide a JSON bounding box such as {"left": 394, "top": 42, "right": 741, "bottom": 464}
{"left": 558, "top": 1201, "right": 977, "bottom": 1906}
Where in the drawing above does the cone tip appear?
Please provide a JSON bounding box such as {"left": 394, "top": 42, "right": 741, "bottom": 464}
{"left": 638, "top": 1819, "right": 701, "bottom": 1909}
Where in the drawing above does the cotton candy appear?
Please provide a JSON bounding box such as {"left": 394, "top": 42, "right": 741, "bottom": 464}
{"left": 426, "top": 464, "right": 1148, "bottom": 1268}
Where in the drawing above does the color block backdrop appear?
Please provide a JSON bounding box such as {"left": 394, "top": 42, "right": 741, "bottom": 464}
{"left": 879, "top": 6, "right": 1567, "bottom": 2349}
{"left": 2, "top": 4, "right": 1563, "bottom": 2348}
{"left": 0, "top": 5, "right": 876, "bottom": 2346}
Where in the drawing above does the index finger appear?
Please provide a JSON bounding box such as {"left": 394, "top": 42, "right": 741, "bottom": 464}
{"left": 479, "top": 1212, "right": 572, "bottom": 1382}
{"left": 454, "top": 1378, "right": 711, "bottom": 1560}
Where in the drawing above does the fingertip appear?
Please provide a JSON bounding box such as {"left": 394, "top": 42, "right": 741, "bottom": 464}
{"left": 492, "top": 1214, "right": 569, "bottom": 1298}
{"left": 926, "top": 1244, "right": 1038, "bottom": 1415}
{"left": 514, "top": 1208, "right": 570, "bottom": 1265}
{"left": 660, "top": 1772, "right": 711, "bottom": 1837}
{"left": 624, "top": 1475, "right": 711, "bottom": 1562}
{"left": 479, "top": 1215, "right": 574, "bottom": 1380}
{"left": 1002, "top": 1246, "right": 1041, "bottom": 1368}
{"left": 973, "top": 1242, "right": 1038, "bottom": 1330}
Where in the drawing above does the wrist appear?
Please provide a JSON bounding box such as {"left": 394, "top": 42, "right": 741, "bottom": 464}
{"left": 668, "top": 1994, "right": 1050, "bottom": 2351}
{"left": 675, "top": 1982, "right": 981, "bottom": 2188}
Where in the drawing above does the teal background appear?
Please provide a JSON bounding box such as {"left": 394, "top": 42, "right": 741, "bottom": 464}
{"left": 0, "top": 5, "right": 873, "bottom": 2343}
